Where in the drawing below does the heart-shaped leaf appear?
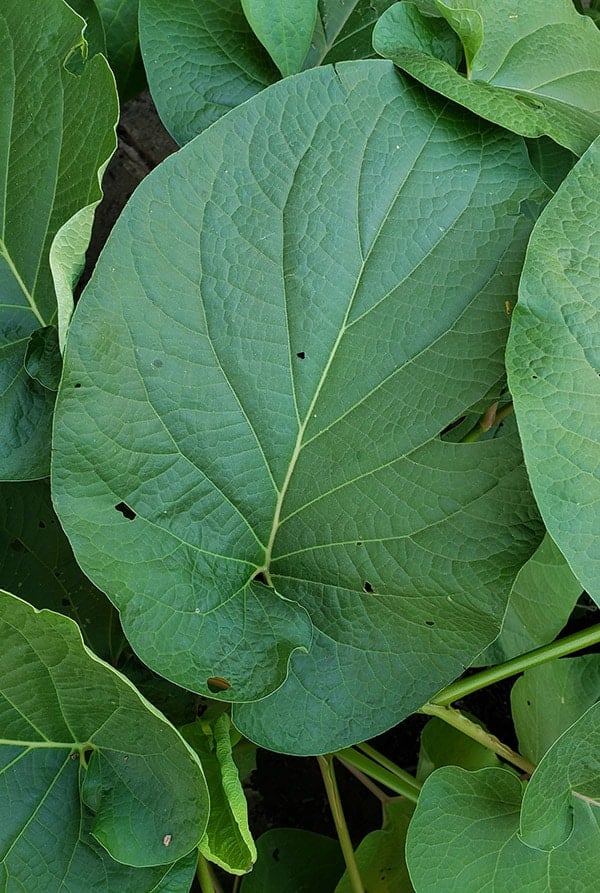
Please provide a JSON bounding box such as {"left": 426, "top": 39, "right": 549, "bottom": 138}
{"left": 0, "top": 0, "right": 117, "bottom": 480}
{"left": 373, "top": 0, "right": 600, "bottom": 155}
{"left": 52, "top": 62, "right": 546, "bottom": 754}
{"left": 507, "top": 133, "right": 600, "bottom": 602}
{"left": 406, "top": 765, "right": 600, "bottom": 891}
{"left": 0, "top": 589, "right": 209, "bottom": 885}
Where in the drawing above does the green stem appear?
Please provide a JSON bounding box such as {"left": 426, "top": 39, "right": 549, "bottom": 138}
{"left": 461, "top": 402, "right": 514, "bottom": 443}
{"left": 336, "top": 748, "right": 421, "bottom": 803}
{"left": 337, "top": 757, "right": 391, "bottom": 804}
{"left": 356, "top": 742, "right": 421, "bottom": 794}
{"left": 317, "top": 755, "right": 365, "bottom": 893}
{"left": 431, "top": 622, "right": 600, "bottom": 706}
{"left": 196, "top": 853, "right": 216, "bottom": 893}
{"left": 420, "top": 703, "right": 535, "bottom": 775}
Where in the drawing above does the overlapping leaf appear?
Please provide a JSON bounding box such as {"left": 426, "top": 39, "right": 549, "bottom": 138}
{"left": 0, "top": 0, "right": 117, "bottom": 480}
{"left": 0, "top": 590, "right": 209, "bottom": 888}
{"left": 507, "top": 133, "right": 600, "bottom": 602}
{"left": 240, "top": 829, "right": 344, "bottom": 892}
{"left": 53, "top": 62, "right": 546, "bottom": 754}
{"left": 241, "top": 0, "right": 318, "bottom": 77}
{"left": 373, "top": 0, "right": 600, "bottom": 155}
{"left": 94, "top": 0, "right": 146, "bottom": 99}
{"left": 406, "top": 763, "right": 600, "bottom": 892}
{"left": 139, "top": 0, "right": 394, "bottom": 145}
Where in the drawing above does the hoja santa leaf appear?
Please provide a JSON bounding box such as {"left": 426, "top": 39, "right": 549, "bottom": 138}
{"left": 139, "top": 0, "right": 394, "bottom": 145}
{"left": 241, "top": 0, "right": 318, "bottom": 77}
{"left": 507, "top": 133, "right": 600, "bottom": 603}
{"left": 52, "top": 62, "right": 546, "bottom": 754}
{"left": 373, "top": 0, "right": 600, "bottom": 156}
{"left": 94, "top": 0, "right": 146, "bottom": 100}
{"left": 0, "top": 0, "right": 117, "bottom": 481}
{"left": 0, "top": 590, "right": 208, "bottom": 888}
{"left": 240, "top": 829, "right": 344, "bottom": 893}
{"left": 406, "top": 763, "right": 600, "bottom": 892}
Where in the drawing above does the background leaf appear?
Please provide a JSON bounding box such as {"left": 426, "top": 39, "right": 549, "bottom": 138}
{"left": 507, "top": 133, "right": 600, "bottom": 603}
{"left": 67, "top": 0, "right": 107, "bottom": 59}
{"left": 95, "top": 0, "right": 146, "bottom": 99}
{"left": 335, "top": 799, "right": 414, "bottom": 893}
{"left": 303, "top": 0, "right": 396, "bottom": 68}
{"left": 241, "top": 0, "right": 318, "bottom": 76}
{"left": 511, "top": 656, "right": 600, "bottom": 764}
{"left": 476, "top": 533, "right": 582, "bottom": 665}
{"left": 0, "top": 479, "right": 124, "bottom": 663}
{"left": 53, "top": 62, "right": 546, "bottom": 755}
{"left": 240, "top": 829, "right": 344, "bottom": 892}
{"left": 0, "top": 590, "right": 209, "bottom": 883}
{"left": 373, "top": 0, "right": 600, "bottom": 155}
{"left": 0, "top": 0, "right": 117, "bottom": 480}
{"left": 406, "top": 765, "right": 600, "bottom": 891}
{"left": 416, "top": 717, "right": 501, "bottom": 782}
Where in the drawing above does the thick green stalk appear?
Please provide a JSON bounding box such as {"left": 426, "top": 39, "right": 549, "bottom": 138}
{"left": 317, "top": 755, "right": 365, "bottom": 893}
{"left": 420, "top": 703, "right": 535, "bottom": 775}
{"left": 196, "top": 853, "right": 216, "bottom": 893}
{"left": 431, "top": 622, "right": 600, "bottom": 706}
{"left": 336, "top": 748, "right": 421, "bottom": 802}
{"left": 461, "top": 402, "right": 514, "bottom": 442}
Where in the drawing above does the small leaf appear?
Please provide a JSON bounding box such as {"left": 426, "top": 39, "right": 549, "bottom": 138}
{"left": 241, "top": 0, "right": 318, "bottom": 76}
{"left": 512, "top": 656, "right": 600, "bottom": 764}
{"left": 181, "top": 714, "right": 256, "bottom": 874}
{"left": 373, "top": 0, "right": 600, "bottom": 155}
{"left": 335, "top": 799, "right": 414, "bottom": 893}
{"left": 240, "top": 829, "right": 344, "bottom": 892}
{"left": 507, "top": 133, "right": 600, "bottom": 603}
{"left": 0, "top": 590, "right": 209, "bottom": 884}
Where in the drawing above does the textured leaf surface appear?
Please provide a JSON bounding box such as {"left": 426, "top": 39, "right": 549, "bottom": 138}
{"left": 95, "top": 0, "right": 145, "bottom": 98}
{"left": 0, "top": 479, "right": 124, "bottom": 662}
{"left": 406, "top": 765, "right": 600, "bottom": 892}
{"left": 373, "top": 0, "right": 600, "bottom": 155}
{"left": 507, "top": 134, "right": 600, "bottom": 603}
{"left": 0, "top": 590, "right": 209, "bottom": 885}
{"left": 53, "top": 62, "right": 546, "bottom": 754}
{"left": 241, "top": 0, "right": 318, "bottom": 76}
{"left": 0, "top": 0, "right": 117, "bottom": 480}
{"left": 240, "top": 829, "right": 344, "bottom": 892}
{"left": 139, "top": 0, "right": 393, "bottom": 145}
{"left": 335, "top": 799, "right": 414, "bottom": 893}
{"left": 511, "top": 656, "right": 600, "bottom": 763}
{"left": 477, "top": 534, "right": 582, "bottom": 665}
{"left": 181, "top": 714, "right": 256, "bottom": 874}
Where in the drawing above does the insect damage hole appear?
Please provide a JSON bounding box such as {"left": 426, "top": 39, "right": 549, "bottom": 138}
{"left": 363, "top": 581, "right": 374, "bottom": 593}
{"left": 296, "top": 351, "right": 305, "bottom": 359}
{"left": 114, "top": 501, "right": 136, "bottom": 520}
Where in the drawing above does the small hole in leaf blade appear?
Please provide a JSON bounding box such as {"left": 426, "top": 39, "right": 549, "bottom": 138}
{"left": 425, "top": 620, "right": 435, "bottom": 626}
{"left": 114, "top": 502, "right": 136, "bottom": 520}
{"left": 363, "top": 581, "right": 374, "bottom": 593}
{"left": 296, "top": 351, "right": 305, "bottom": 359}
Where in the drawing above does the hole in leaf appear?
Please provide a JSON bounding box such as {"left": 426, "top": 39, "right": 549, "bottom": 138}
{"left": 425, "top": 620, "right": 435, "bottom": 626}
{"left": 296, "top": 351, "right": 305, "bottom": 359}
{"left": 363, "top": 581, "right": 374, "bottom": 593}
{"left": 114, "top": 502, "right": 136, "bottom": 520}
{"left": 9, "top": 539, "right": 28, "bottom": 553}
{"left": 207, "top": 676, "right": 232, "bottom": 693}
{"left": 74, "top": 383, "right": 82, "bottom": 389}
{"left": 253, "top": 571, "right": 268, "bottom": 585}
{"left": 356, "top": 541, "right": 362, "bottom": 546}
{"left": 272, "top": 848, "right": 280, "bottom": 862}
{"left": 38, "top": 520, "right": 46, "bottom": 529}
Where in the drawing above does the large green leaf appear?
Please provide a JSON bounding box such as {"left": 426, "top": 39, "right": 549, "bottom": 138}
{"left": 507, "top": 134, "right": 600, "bottom": 602}
{"left": 0, "top": 0, "right": 117, "bottom": 481}
{"left": 511, "top": 656, "right": 600, "bottom": 763}
{"left": 240, "top": 829, "right": 344, "bottom": 892}
{"left": 53, "top": 62, "right": 546, "bottom": 754}
{"left": 0, "top": 590, "right": 209, "bottom": 886}
{"left": 477, "top": 533, "right": 582, "bottom": 665}
{"left": 241, "top": 0, "right": 318, "bottom": 77}
{"left": 180, "top": 714, "right": 256, "bottom": 874}
{"left": 373, "top": 0, "right": 600, "bottom": 156}
{"left": 0, "top": 479, "right": 124, "bottom": 663}
{"left": 139, "top": 0, "right": 394, "bottom": 146}
{"left": 406, "top": 765, "right": 600, "bottom": 891}
{"left": 95, "top": 0, "right": 146, "bottom": 99}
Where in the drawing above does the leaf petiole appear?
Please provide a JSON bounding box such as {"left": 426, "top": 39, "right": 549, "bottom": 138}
{"left": 317, "top": 754, "right": 365, "bottom": 893}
